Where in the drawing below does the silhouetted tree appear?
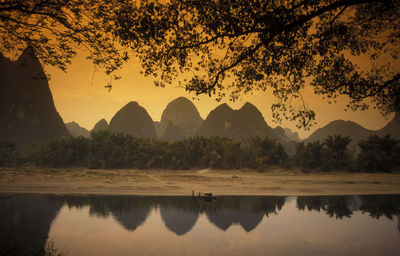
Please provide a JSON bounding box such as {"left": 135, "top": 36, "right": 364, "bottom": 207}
{"left": 356, "top": 134, "right": 400, "bottom": 172}
{"left": 0, "top": 0, "right": 128, "bottom": 75}
{"left": 114, "top": 0, "right": 400, "bottom": 128}
{"left": 0, "top": 140, "right": 20, "bottom": 166}
{"left": 320, "top": 135, "right": 352, "bottom": 171}
{"left": 245, "top": 137, "right": 288, "bottom": 170}
{"left": 295, "top": 141, "right": 323, "bottom": 171}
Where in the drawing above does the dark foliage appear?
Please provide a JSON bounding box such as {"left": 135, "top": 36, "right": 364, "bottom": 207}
{"left": 356, "top": 134, "right": 400, "bottom": 172}
{"left": 114, "top": 0, "right": 400, "bottom": 128}
{"left": 28, "top": 131, "right": 287, "bottom": 170}
{"left": 0, "top": 140, "right": 20, "bottom": 167}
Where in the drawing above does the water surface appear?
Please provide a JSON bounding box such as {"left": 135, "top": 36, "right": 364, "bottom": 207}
{"left": 1, "top": 195, "right": 399, "bottom": 255}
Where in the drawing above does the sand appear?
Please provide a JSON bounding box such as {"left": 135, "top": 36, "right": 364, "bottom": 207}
{"left": 0, "top": 167, "right": 400, "bottom": 196}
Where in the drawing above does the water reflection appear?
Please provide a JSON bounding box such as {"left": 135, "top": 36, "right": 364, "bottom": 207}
{"left": 205, "top": 197, "right": 285, "bottom": 232}
{"left": 297, "top": 196, "right": 355, "bottom": 219}
{"left": 0, "top": 195, "right": 61, "bottom": 255}
{"left": 0, "top": 194, "right": 399, "bottom": 255}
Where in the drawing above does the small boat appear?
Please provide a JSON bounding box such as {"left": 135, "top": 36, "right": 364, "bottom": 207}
{"left": 192, "top": 191, "right": 217, "bottom": 201}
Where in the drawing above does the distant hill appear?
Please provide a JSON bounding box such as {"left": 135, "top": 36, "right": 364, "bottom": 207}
{"left": 154, "top": 121, "right": 162, "bottom": 138}
{"left": 66, "top": 122, "right": 90, "bottom": 138}
{"left": 0, "top": 46, "right": 68, "bottom": 151}
{"left": 159, "top": 97, "right": 203, "bottom": 140}
{"left": 304, "top": 120, "right": 374, "bottom": 150}
{"left": 377, "top": 113, "right": 400, "bottom": 139}
{"left": 92, "top": 118, "right": 108, "bottom": 132}
{"left": 283, "top": 128, "right": 301, "bottom": 142}
{"left": 108, "top": 101, "right": 157, "bottom": 139}
{"left": 197, "top": 102, "right": 275, "bottom": 139}
{"left": 161, "top": 122, "right": 187, "bottom": 142}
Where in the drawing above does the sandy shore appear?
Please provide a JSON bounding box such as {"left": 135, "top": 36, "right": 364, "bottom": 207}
{"left": 0, "top": 167, "right": 400, "bottom": 196}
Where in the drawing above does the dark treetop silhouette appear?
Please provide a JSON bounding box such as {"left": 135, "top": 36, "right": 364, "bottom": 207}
{"left": 0, "top": 0, "right": 129, "bottom": 75}
{"left": 113, "top": 0, "right": 400, "bottom": 128}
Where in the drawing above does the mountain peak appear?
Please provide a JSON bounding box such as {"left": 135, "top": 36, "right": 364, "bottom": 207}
{"left": 108, "top": 101, "right": 157, "bottom": 139}
{"left": 92, "top": 118, "right": 108, "bottom": 131}
{"left": 66, "top": 122, "right": 90, "bottom": 138}
{"left": 159, "top": 97, "right": 203, "bottom": 139}
{"left": 240, "top": 102, "right": 257, "bottom": 110}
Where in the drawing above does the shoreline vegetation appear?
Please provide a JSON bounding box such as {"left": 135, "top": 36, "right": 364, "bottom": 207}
{"left": 1, "top": 130, "right": 399, "bottom": 173}
{"left": 1, "top": 130, "right": 400, "bottom": 196}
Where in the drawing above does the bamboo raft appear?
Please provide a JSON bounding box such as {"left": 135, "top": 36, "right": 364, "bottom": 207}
{"left": 192, "top": 191, "right": 217, "bottom": 201}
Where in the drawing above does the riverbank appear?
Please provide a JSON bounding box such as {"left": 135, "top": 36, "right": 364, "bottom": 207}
{"left": 1, "top": 167, "right": 400, "bottom": 196}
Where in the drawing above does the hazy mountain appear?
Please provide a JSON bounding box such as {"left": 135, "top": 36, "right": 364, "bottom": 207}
{"left": 0, "top": 195, "right": 61, "bottom": 255}
{"left": 159, "top": 97, "right": 203, "bottom": 140}
{"left": 108, "top": 101, "right": 157, "bottom": 139}
{"left": 197, "top": 102, "right": 275, "bottom": 139}
{"left": 305, "top": 120, "right": 374, "bottom": 150}
{"left": 92, "top": 118, "right": 108, "bottom": 132}
{"left": 377, "top": 113, "right": 400, "bottom": 139}
{"left": 154, "top": 121, "right": 162, "bottom": 138}
{"left": 66, "top": 122, "right": 90, "bottom": 138}
{"left": 0, "top": 46, "right": 68, "bottom": 151}
{"left": 161, "top": 122, "right": 187, "bottom": 142}
{"left": 283, "top": 128, "right": 301, "bottom": 142}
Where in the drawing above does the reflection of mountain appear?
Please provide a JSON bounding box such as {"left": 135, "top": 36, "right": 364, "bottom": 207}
{"left": 0, "top": 195, "right": 61, "bottom": 254}
{"left": 48, "top": 195, "right": 154, "bottom": 231}
{"left": 205, "top": 197, "right": 285, "bottom": 232}
{"left": 160, "top": 206, "right": 199, "bottom": 235}
{"left": 206, "top": 209, "right": 264, "bottom": 232}
{"left": 112, "top": 207, "right": 151, "bottom": 231}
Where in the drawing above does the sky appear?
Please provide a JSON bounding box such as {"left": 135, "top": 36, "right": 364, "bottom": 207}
{"left": 46, "top": 54, "right": 393, "bottom": 139}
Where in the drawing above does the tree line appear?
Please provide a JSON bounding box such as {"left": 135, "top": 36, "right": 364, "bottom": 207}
{"left": 0, "top": 131, "right": 399, "bottom": 172}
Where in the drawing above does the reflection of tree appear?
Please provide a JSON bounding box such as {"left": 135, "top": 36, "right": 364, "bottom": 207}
{"left": 0, "top": 195, "right": 61, "bottom": 254}
{"left": 261, "top": 196, "right": 286, "bottom": 217}
{"left": 325, "top": 197, "right": 353, "bottom": 219}
{"left": 297, "top": 196, "right": 327, "bottom": 212}
{"left": 297, "top": 196, "right": 353, "bottom": 219}
{"left": 297, "top": 195, "right": 400, "bottom": 220}
{"left": 359, "top": 195, "right": 400, "bottom": 220}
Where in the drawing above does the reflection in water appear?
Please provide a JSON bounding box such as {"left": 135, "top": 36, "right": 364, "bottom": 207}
{"left": 0, "top": 194, "right": 400, "bottom": 255}
{"left": 0, "top": 195, "right": 61, "bottom": 255}
{"left": 159, "top": 197, "right": 200, "bottom": 235}
{"left": 397, "top": 215, "right": 400, "bottom": 233}
{"left": 296, "top": 196, "right": 354, "bottom": 219}
{"left": 204, "top": 197, "right": 285, "bottom": 232}
{"left": 113, "top": 207, "right": 151, "bottom": 231}
{"left": 160, "top": 207, "right": 198, "bottom": 235}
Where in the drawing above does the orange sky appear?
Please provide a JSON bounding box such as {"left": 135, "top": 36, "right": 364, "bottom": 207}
{"left": 46, "top": 55, "right": 393, "bottom": 139}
